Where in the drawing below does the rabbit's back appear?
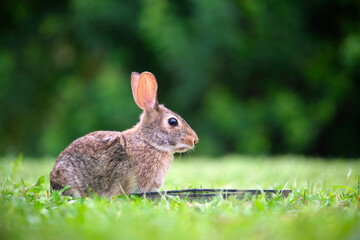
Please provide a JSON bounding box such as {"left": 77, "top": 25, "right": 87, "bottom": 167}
{"left": 50, "top": 131, "right": 133, "bottom": 197}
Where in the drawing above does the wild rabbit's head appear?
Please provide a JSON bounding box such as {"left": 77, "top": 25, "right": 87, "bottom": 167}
{"left": 131, "top": 72, "right": 198, "bottom": 154}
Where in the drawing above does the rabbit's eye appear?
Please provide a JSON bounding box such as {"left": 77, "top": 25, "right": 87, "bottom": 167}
{"left": 168, "top": 117, "right": 178, "bottom": 126}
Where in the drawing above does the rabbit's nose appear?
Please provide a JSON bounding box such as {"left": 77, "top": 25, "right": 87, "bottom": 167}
{"left": 193, "top": 136, "right": 199, "bottom": 145}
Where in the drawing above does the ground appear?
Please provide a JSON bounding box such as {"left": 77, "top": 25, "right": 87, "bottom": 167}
{"left": 0, "top": 155, "right": 359, "bottom": 240}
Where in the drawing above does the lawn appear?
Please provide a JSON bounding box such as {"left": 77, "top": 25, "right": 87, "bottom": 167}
{"left": 0, "top": 155, "right": 359, "bottom": 240}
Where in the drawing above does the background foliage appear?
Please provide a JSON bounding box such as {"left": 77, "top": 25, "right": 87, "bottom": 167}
{"left": 1, "top": 0, "right": 360, "bottom": 157}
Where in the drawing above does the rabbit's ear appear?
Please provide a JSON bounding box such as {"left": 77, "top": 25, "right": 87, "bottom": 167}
{"left": 131, "top": 72, "right": 141, "bottom": 108}
{"left": 132, "top": 72, "right": 158, "bottom": 111}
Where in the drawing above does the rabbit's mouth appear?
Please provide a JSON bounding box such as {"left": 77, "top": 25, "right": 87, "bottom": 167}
{"left": 174, "top": 135, "right": 198, "bottom": 153}
{"left": 174, "top": 143, "right": 194, "bottom": 153}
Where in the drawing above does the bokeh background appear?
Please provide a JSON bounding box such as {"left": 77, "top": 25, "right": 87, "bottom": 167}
{"left": 1, "top": 0, "right": 359, "bottom": 158}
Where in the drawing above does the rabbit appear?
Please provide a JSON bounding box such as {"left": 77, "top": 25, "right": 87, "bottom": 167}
{"left": 50, "top": 71, "right": 198, "bottom": 197}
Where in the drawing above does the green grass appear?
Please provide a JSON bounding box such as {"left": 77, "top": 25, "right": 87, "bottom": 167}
{"left": 0, "top": 155, "right": 359, "bottom": 240}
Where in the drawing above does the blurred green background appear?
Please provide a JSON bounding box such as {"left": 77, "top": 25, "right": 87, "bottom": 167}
{"left": 0, "top": 0, "right": 359, "bottom": 158}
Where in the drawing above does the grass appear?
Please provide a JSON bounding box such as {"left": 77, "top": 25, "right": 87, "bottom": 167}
{"left": 0, "top": 154, "right": 359, "bottom": 240}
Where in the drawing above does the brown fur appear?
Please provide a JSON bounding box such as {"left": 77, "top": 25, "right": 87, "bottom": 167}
{"left": 50, "top": 72, "right": 198, "bottom": 197}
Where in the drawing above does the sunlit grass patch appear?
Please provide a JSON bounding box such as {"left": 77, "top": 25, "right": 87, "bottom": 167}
{"left": 0, "top": 155, "right": 359, "bottom": 240}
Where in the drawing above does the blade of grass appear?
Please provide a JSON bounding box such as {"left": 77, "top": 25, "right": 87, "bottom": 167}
{"left": 333, "top": 185, "right": 357, "bottom": 194}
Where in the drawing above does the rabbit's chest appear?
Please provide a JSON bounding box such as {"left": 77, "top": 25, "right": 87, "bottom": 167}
{"left": 152, "top": 169, "right": 168, "bottom": 188}
{"left": 150, "top": 160, "right": 171, "bottom": 189}
{"left": 137, "top": 155, "right": 173, "bottom": 192}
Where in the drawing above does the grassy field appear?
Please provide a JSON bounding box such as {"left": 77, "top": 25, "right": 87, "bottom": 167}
{"left": 0, "top": 155, "right": 359, "bottom": 240}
